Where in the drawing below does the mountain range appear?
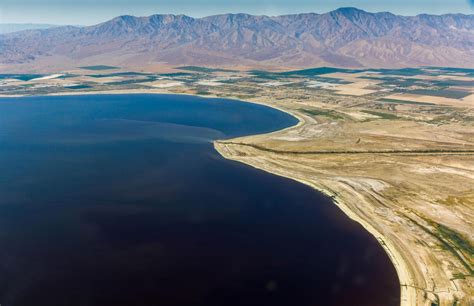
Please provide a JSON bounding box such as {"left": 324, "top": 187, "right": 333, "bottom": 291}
{"left": 1, "top": 7, "right": 473, "bottom": 70}
{"left": 0, "top": 23, "right": 59, "bottom": 34}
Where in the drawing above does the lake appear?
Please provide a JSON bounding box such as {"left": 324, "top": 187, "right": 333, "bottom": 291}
{"left": 0, "top": 94, "right": 399, "bottom": 306}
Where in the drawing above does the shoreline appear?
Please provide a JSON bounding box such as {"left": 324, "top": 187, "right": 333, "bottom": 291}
{"left": 214, "top": 141, "right": 416, "bottom": 306}
{"left": 212, "top": 110, "right": 417, "bottom": 306}
{"left": 1, "top": 89, "right": 417, "bottom": 305}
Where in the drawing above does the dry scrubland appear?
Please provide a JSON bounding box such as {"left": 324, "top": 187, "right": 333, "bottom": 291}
{"left": 1, "top": 67, "right": 473, "bottom": 305}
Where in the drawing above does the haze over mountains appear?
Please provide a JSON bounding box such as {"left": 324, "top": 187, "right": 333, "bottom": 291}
{"left": 0, "top": 24, "right": 59, "bottom": 34}
{"left": 1, "top": 7, "right": 473, "bottom": 70}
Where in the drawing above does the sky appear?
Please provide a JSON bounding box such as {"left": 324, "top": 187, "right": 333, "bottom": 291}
{"left": 0, "top": 0, "right": 473, "bottom": 25}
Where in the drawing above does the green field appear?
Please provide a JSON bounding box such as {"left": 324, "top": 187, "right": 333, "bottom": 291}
{"left": 377, "top": 98, "right": 435, "bottom": 106}
{"left": 361, "top": 110, "right": 399, "bottom": 120}
{"left": 0, "top": 74, "right": 43, "bottom": 81}
{"left": 177, "top": 66, "right": 236, "bottom": 73}
{"left": 79, "top": 65, "right": 119, "bottom": 70}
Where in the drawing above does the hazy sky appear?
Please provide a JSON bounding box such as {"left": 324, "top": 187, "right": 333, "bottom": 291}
{"left": 1, "top": 0, "right": 473, "bottom": 25}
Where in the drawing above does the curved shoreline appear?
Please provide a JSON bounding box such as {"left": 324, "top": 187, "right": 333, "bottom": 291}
{"left": 214, "top": 142, "right": 415, "bottom": 306}
{"left": 1, "top": 89, "right": 414, "bottom": 305}
{"left": 212, "top": 109, "right": 415, "bottom": 306}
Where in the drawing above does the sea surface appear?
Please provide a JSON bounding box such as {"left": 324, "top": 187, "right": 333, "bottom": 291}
{"left": 0, "top": 94, "right": 400, "bottom": 306}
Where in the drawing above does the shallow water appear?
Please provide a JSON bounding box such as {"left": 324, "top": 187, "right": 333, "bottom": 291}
{"left": 0, "top": 94, "right": 399, "bottom": 306}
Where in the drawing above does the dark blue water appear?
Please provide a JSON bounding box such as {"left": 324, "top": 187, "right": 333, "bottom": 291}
{"left": 0, "top": 94, "right": 399, "bottom": 306}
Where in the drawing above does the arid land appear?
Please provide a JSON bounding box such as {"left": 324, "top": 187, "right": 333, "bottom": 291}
{"left": 1, "top": 65, "right": 473, "bottom": 305}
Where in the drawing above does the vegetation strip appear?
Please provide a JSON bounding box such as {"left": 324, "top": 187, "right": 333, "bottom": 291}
{"left": 402, "top": 213, "right": 473, "bottom": 276}
{"left": 218, "top": 142, "right": 474, "bottom": 155}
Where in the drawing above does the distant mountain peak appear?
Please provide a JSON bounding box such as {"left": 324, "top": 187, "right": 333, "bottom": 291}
{"left": 111, "top": 15, "right": 138, "bottom": 23}
{"left": 148, "top": 14, "right": 192, "bottom": 23}
{"left": 0, "top": 23, "right": 59, "bottom": 34}
{"left": 115, "top": 15, "right": 136, "bottom": 20}
{"left": 334, "top": 7, "right": 367, "bottom": 14}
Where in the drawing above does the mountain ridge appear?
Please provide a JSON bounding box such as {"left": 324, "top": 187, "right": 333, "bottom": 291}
{"left": 1, "top": 7, "right": 473, "bottom": 69}
{"left": 0, "top": 23, "right": 59, "bottom": 34}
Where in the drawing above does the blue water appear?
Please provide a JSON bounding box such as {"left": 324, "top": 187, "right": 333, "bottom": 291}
{"left": 0, "top": 94, "right": 399, "bottom": 306}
